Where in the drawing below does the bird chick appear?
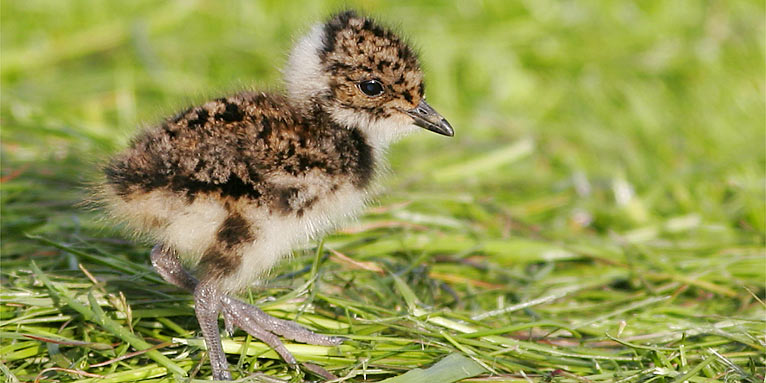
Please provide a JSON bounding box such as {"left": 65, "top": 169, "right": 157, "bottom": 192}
{"left": 101, "top": 10, "right": 453, "bottom": 380}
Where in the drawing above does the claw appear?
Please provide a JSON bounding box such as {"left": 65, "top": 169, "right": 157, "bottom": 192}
{"left": 222, "top": 311, "right": 237, "bottom": 337}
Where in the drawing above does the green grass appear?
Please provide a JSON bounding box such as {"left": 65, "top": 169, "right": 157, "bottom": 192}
{"left": 2, "top": 1, "right": 764, "bottom": 382}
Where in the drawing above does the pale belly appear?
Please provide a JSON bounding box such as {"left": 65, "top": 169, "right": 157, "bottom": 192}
{"left": 222, "top": 182, "right": 369, "bottom": 292}
{"left": 104, "top": 175, "right": 370, "bottom": 293}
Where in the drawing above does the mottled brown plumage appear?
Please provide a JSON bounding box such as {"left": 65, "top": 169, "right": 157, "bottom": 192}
{"left": 106, "top": 93, "right": 373, "bottom": 199}
{"left": 101, "top": 10, "right": 452, "bottom": 380}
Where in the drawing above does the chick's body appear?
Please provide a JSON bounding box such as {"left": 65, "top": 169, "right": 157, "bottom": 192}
{"left": 102, "top": 10, "right": 452, "bottom": 380}
{"left": 105, "top": 92, "right": 373, "bottom": 292}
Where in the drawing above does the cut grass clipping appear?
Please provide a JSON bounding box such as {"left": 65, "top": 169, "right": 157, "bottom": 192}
{"left": 2, "top": 0, "right": 764, "bottom": 382}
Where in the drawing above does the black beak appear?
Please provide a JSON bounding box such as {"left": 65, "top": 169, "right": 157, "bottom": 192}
{"left": 407, "top": 100, "right": 454, "bottom": 137}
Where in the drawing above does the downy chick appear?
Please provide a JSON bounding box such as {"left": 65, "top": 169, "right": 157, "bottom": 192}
{"left": 102, "top": 10, "right": 453, "bottom": 380}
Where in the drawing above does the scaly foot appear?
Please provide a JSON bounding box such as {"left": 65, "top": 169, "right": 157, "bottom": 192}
{"left": 152, "top": 245, "right": 341, "bottom": 380}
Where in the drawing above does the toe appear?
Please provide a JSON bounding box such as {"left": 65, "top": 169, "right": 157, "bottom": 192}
{"left": 223, "top": 296, "right": 342, "bottom": 346}
{"left": 302, "top": 362, "right": 337, "bottom": 380}
{"left": 222, "top": 311, "right": 237, "bottom": 336}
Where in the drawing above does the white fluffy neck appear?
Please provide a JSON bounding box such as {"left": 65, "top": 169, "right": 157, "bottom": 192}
{"left": 283, "top": 24, "right": 328, "bottom": 111}
{"left": 327, "top": 105, "right": 418, "bottom": 156}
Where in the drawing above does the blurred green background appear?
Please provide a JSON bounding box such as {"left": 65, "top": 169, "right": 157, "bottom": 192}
{"left": 2, "top": 1, "right": 763, "bottom": 236}
{"left": 1, "top": 0, "right": 764, "bottom": 381}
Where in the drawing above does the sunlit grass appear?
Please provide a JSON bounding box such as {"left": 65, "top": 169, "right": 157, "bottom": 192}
{"left": 2, "top": 1, "right": 764, "bottom": 382}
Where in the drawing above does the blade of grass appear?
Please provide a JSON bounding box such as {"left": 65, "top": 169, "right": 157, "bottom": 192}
{"left": 431, "top": 138, "right": 534, "bottom": 183}
{"left": 29, "top": 261, "right": 187, "bottom": 377}
{"left": 0, "top": 361, "right": 21, "bottom": 383}
{"left": 378, "top": 353, "right": 487, "bottom": 383}
{"left": 669, "top": 356, "right": 715, "bottom": 383}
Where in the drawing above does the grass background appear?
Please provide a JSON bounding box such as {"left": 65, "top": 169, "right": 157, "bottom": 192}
{"left": 2, "top": 0, "right": 764, "bottom": 382}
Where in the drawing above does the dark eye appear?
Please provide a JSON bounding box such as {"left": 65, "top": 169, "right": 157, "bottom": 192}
{"left": 358, "top": 80, "right": 384, "bottom": 97}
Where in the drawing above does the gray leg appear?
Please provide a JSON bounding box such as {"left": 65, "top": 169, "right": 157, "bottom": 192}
{"left": 151, "top": 245, "right": 235, "bottom": 335}
{"left": 194, "top": 281, "right": 232, "bottom": 381}
{"left": 150, "top": 245, "right": 197, "bottom": 291}
{"left": 150, "top": 245, "right": 342, "bottom": 380}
